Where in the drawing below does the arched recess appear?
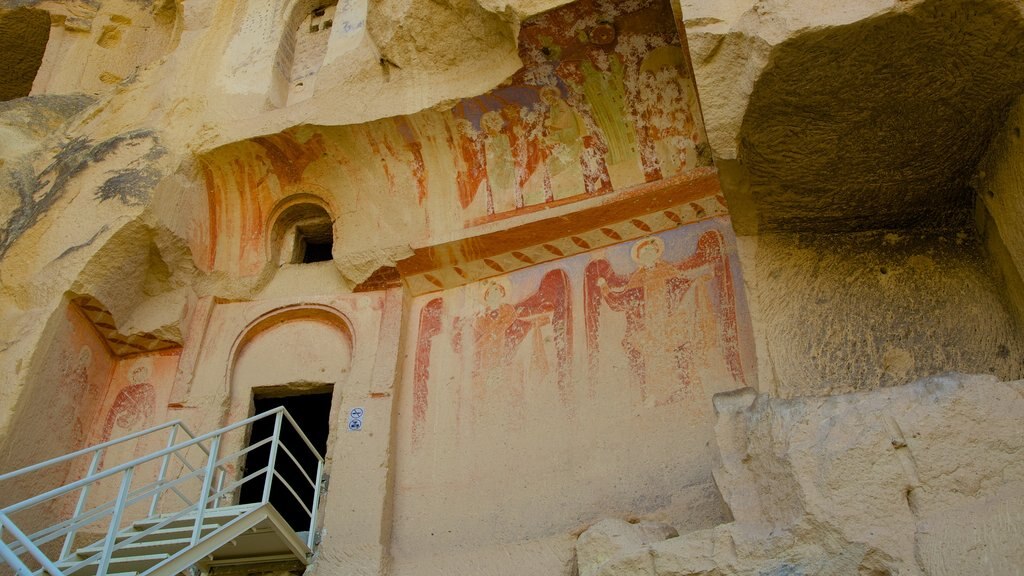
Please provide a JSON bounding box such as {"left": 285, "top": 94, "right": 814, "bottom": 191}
{"left": 266, "top": 194, "right": 336, "bottom": 265}
{"left": 225, "top": 304, "right": 353, "bottom": 530}
{"left": 269, "top": 0, "right": 338, "bottom": 107}
{"left": 227, "top": 304, "right": 354, "bottom": 406}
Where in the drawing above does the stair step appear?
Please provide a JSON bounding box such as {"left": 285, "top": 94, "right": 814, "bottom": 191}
{"left": 110, "top": 524, "right": 222, "bottom": 544}
{"left": 76, "top": 537, "right": 192, "bottom": 558}
{"left": 133, "top": 505, "right": 257, "bottom": 530}
{"left": 58, "top": 553, "right": 170, "bottom": 576}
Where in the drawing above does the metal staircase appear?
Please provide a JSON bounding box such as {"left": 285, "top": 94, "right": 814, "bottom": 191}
{"left": 0, "top": 408, "right": 324, "bottom": 576}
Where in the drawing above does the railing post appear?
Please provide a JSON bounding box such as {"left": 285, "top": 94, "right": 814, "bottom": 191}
{"left": 307, "top": 459, "right": 324, "bottom": 549}
{"left": 0, "top": 538, "right": 33, "bottom": 576}
{"left": 96, "top": 468, "right": 134, "bottom": 576}
{"left": 148, "top": 425, "right": 180, "bottom": 517}
{"left": 0, "top": 512, "right": 62, "bottom": 576}
{"left": 190, "top": 435, "right": 221, "bottom": 546}
{"left": 60, "top": 448, "right": 103, "bottom": 560}
{"left": 213, "top": 469, "right": 225, "bottom": 509}
{"left": 261, "top": 411, "right": 284, "bottom": 504}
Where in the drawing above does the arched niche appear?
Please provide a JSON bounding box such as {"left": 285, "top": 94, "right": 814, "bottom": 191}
{"left": 266, "top": 195, "right": 336, "bottom": 265}
{"left": 229, "top": 305, "right": 353, "bottom": 401}
{"left": 269, "top": 0, "right": 338, "bottom": 108}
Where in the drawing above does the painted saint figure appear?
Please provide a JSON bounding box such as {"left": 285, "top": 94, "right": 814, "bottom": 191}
{"left": 637, "top": 46, "right": 702, "bottom": 178}
{"left": 101, "top": 365, "right": 156, "bottom": 443}
{"left": 58, "top": 345, "right": 95, "bottom": 448}
{"left": 540, "top": 86, "right": 588, "bottom": 200}
{"left": 411, "top": 270, "right": 572, "bottom": 444}
{"left": 452, "top": 118, "right": 489, "bottom": 220}
{"left": 454, "top": 272, "right": 572, "bottom": 423}
{"left": 481, "top": 111, "right": 519, "bottom": 214}
{"left": 584, "top": 231, "right": 745, "bottom": 406}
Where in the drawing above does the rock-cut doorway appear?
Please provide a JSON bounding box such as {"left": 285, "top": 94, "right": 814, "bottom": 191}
{"left": 238, "top": 387, "right": 332, "bottom": 534}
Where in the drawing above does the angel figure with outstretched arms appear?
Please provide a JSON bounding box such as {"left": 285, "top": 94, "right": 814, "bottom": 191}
{"left": 584, "top": 231, "right": 745, "bottom": 406}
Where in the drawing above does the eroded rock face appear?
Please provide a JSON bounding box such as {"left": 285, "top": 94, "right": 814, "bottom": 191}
{"left": 683, "top": 0, "right": 1024, "bottom": 233}
{"left": 0, "top": 0, "right": 1021, "bottom": 574}
{"left": 576, "top": 519, "right": 678, "bottom": 576}
{"left": 583, "top": 373, "right": 1024, "bottom": 575}
{"left": 750, "top": 227, "right": 1024, "bottom": 397}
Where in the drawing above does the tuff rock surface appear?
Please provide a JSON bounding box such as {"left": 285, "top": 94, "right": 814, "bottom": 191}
{"left": 579, "top": 373, "right": 1024, "bottom": 575}
{"left": 681, "top": 0, "right": 1024, "bottom": 233}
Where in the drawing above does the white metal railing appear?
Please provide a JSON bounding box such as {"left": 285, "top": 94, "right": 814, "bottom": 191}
{"left": 0, "top": 408, "right": 324, "bottom": 576}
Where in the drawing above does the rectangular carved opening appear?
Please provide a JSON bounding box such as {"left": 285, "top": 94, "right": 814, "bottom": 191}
{"left": 239, "top": 387, "right": 333, "bottom": 533}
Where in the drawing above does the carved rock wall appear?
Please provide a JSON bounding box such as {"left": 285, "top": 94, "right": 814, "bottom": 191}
{"left": 745, "top": 226, "right": 1024, "bottom": 397}
{"left": 682, "top": 0, "right": 1024, "bottom": 233}
{"left": 0, "top": 0, "right": 1021, "bottom": 575}
{"left": 582, "top": 374, "right": 1024, "bottom": 575}
{"left": 681, "top": 0, "right": 1024, "bottom": 397}
{"left": 975, "top": 94, "right": 1024, "bottom": 329}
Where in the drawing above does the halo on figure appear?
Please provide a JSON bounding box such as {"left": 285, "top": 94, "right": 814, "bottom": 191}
{"left": 630, "top": 235, "right": 665, "bottom": 264}
{"left": 129, "top": 363, "right": 152, "bottom": 385}
{"left": 454, "top": 117, "right": 478, "bottom": 138}
{"left": 77, "top": 345, "right": 92, "bottom": 367}
{"left": 480, "top": 277, "right": 511, "bottom": 305}
{"left": 480, "top": 110, "right": 505, "bottom": 134}
{"left": 540, "top": 85, "right": 562, "bottom": 105}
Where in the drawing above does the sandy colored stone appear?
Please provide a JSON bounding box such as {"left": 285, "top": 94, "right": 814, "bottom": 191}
{"left": 576, "top": 519, "right": 678, "bottom": 576}
{"left": 975, "top": 94, "right": 1024, "bottom": 329}
{"left": 746, "top": 227, "right": 1024, "bottom": 396}
{"left": 586, "top": 373, "right": 1024, "bottom": 575}
{"left": 683, "top": 0, "right": 1024, "bottom": 233}
{"left": 0, "top": 0, "right": 1022, "bottom": 575}
{"left": 0, "top": 8, "right": 49, "bottom": 101}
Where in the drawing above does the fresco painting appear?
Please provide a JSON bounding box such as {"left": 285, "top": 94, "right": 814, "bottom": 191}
{"left": 3, "top": 302, "right": 181, "bottom": 517}
{"left": 92, "top": 351, "right": 181, "bottom": 470}
{"left": 584, "top": 229, "right": 746, "bottom": 407}
{"left": 451, "top": 0, "right": 704, "bottom": 222}
{"left": 100, "top": 363, "right": 156, "bottom": 445}
{"left": 395, "top": 219, "right": 754, "bottom": 544}
{"left": 195, "top": 0, "right": 706, "bottom": 276}
{"left": 411, "top": 270, "right": 572, "bottom": 445}
{"left": 407, "top": 219, "right": 751, "bottom": 448}
{"left": 50, "top": 305, "right": 116, "bottom": 453}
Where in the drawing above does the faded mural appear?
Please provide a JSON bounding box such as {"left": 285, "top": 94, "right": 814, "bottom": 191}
{"left": 393, "top": 219, "right": 754, "bottom": 549}
{"left": 0, "top": 301, "right": 180, "bottom": 521}
{"left": 408, "top": 218, "right": 751, "bottom": 446}
{"left": 413, "top": 270, "right": 572, "bottom": 439}
{"left": 584, "top": 229, "right": 745, "bottom": 406}
{"left": 92, "top": 352, "right": 179, "bottom": 468}
{"left": 453, "top": 0, "right": 706, "bottom": 223}
{"left": 47, "top": 305, "right": 117, "bottom": 455}
{"left": 195, "top": 0, "right": 706, "bottom": 276}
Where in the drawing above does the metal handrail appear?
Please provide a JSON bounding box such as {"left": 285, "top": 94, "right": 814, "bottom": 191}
{"left": 0, "top": 420, "right": 194, "bottom": 483}
{"left": 3, "top": 409, "right": 277, "bottom": 516}
{"left": 10, "top": 467, "right": 199, "bottom": 556}
{"left": 0, "top": 407, "right": 325, "bottom": 576}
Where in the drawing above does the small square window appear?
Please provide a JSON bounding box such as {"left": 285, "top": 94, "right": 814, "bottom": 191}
{"left": 300, "top": 239, "right": 333, "bottom": 263}
{"left": 289, "top": 217, "right": 333, "bottom": 264}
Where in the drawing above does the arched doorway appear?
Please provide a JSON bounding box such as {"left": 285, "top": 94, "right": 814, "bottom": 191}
{"left": 229, "top": 306, "right": 353, "bottom": 531}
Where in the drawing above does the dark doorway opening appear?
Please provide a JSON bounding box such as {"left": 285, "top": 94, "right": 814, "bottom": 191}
{"left": 239, "top": 390, "right": 332, "bottom": 533}
{"left": 300, "top": 237, "right": 333, "bottom": 263}
{"left": 291, "top": 214, "right": 333, "bottom": 264}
